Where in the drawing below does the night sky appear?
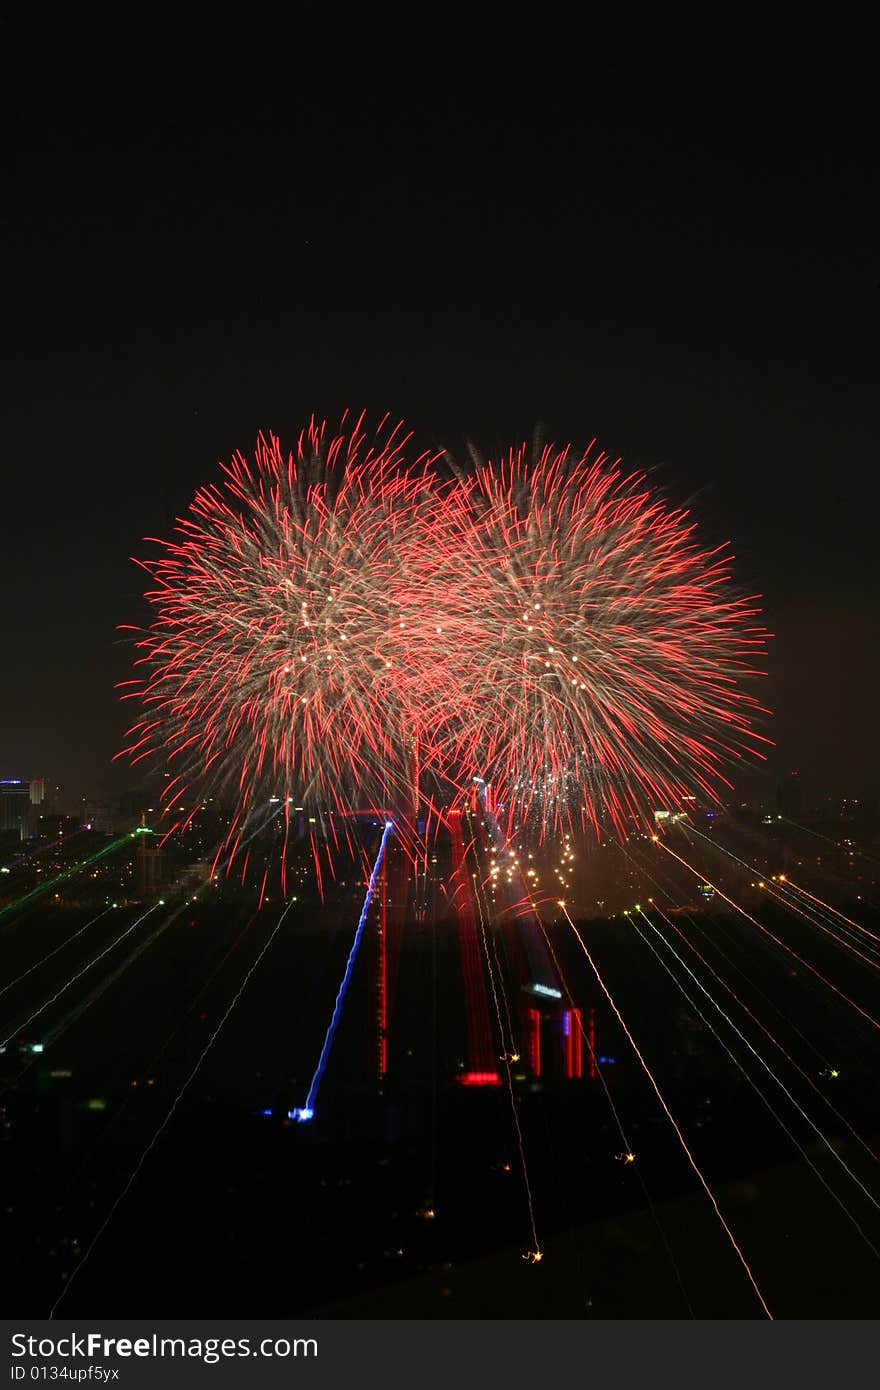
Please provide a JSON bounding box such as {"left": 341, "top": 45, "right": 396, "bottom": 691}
{"left": 2, "top": 3, "right": 875, "bottom": 807}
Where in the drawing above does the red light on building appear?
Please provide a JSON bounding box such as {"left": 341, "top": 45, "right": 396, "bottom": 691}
{"left": 526, "top": 1006, "right": 542, "bottom": 1077}
{"left": 448, "top": 810, "right": 498, "bottom": 1081}
{"left": 563, "top": 1008, "right": 582, "bottom": 1079}
{"left": 458, "top": 1071, "right": 501, "bottom": 1086}
{"left": 376, "top": 852, "right": 388, "bottom": 1079}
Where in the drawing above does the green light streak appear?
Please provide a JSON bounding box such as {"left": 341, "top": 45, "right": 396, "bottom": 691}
{"left": 0, "top": 833, "right": 136, "bottom": 922}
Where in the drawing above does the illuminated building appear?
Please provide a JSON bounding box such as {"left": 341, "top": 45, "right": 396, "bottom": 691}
{"left": 0, "top": 779, "right": 30, "bottom": 839}
{"left": 562, "top": 1008, "right": 583, "bottom": 1079}
{"left": 135, "top": 820, "right": 167, "bottom": 898}
{"left": 81, "top": 802, "right": 114, "bottom": 834}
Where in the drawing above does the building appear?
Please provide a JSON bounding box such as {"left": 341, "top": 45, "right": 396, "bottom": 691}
{"left": 81, "top": 802, "right": 115, "bottom": 834}
{"left": 135, "top": 823, "right": 167, "bottom": 898}
{"left": 37, "top": 813, "right": 81, "bottom": 838}
{"left": 777, "top": 770, "right": 803, "bottom": 819}
{"left": 0, "top": 779, "right": 31, "bottom": 840}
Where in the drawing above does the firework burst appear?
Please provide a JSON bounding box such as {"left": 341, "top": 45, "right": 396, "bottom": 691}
{"left": 119, "top": 419, "right": 769, "bottom": 851}
{"left": 118, "top": 412, "right": 454, "bottom": 834}
{"left": 429, "top": 440, "right": 770, "bottom": 834}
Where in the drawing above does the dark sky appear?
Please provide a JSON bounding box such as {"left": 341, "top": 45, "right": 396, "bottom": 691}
{"left": 2, "top": 2, "right": 876, "bottom": 808}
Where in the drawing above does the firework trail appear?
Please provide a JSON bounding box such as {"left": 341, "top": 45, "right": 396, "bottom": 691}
{"left": 51, "top": 897, "right": 300, "bottom": 1317}
{"left": 629, "top": 907, "right": 880, "bottom": 1248}
{"left": 0, "top": 903, "right": 161, "bottom": 1051}
{"left": 0, "top": 904, "right": 115, "bottom": 1003}
{"left": 560, "top": 904, "right": 773, "bottom": 1317}
{"left": 659, "top": 839, "right": 880, "bottom": 1034}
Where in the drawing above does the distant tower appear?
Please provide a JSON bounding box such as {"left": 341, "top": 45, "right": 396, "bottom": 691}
{"left": 777, "top": 770, "right": 803, "bottom": 819}
{"left": 135, "top": 817, "right": 165, "bottom": 898}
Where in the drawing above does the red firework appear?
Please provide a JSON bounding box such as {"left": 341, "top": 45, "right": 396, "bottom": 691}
{"left": 118, "top": 418, "right": 770, "bottom": 851}
{"left": 117, "top": 412, "right": 458, "bottom": 855}
{"left": 424, "top": 440, "right": 771, "bottom": 835}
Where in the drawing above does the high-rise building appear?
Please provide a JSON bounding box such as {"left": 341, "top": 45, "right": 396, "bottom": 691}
{"left": 777, "top": 770, "right": 803, "bottom": 819}
{"left": 82, "top": 802, "right": 114, "bottom": 834}
{"left": 38, "top": 814, "right": 80, "bottom": 838}
{"left": 135, "top": 822, "right": 166, "bottom": 898}
{"left": 0, "top": 779, "right": 31, "bottom": 839}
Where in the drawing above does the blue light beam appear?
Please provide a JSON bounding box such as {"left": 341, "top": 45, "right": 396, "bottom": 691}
{"left": 295, "top": 821, "right": 393, "bottom": 1123}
